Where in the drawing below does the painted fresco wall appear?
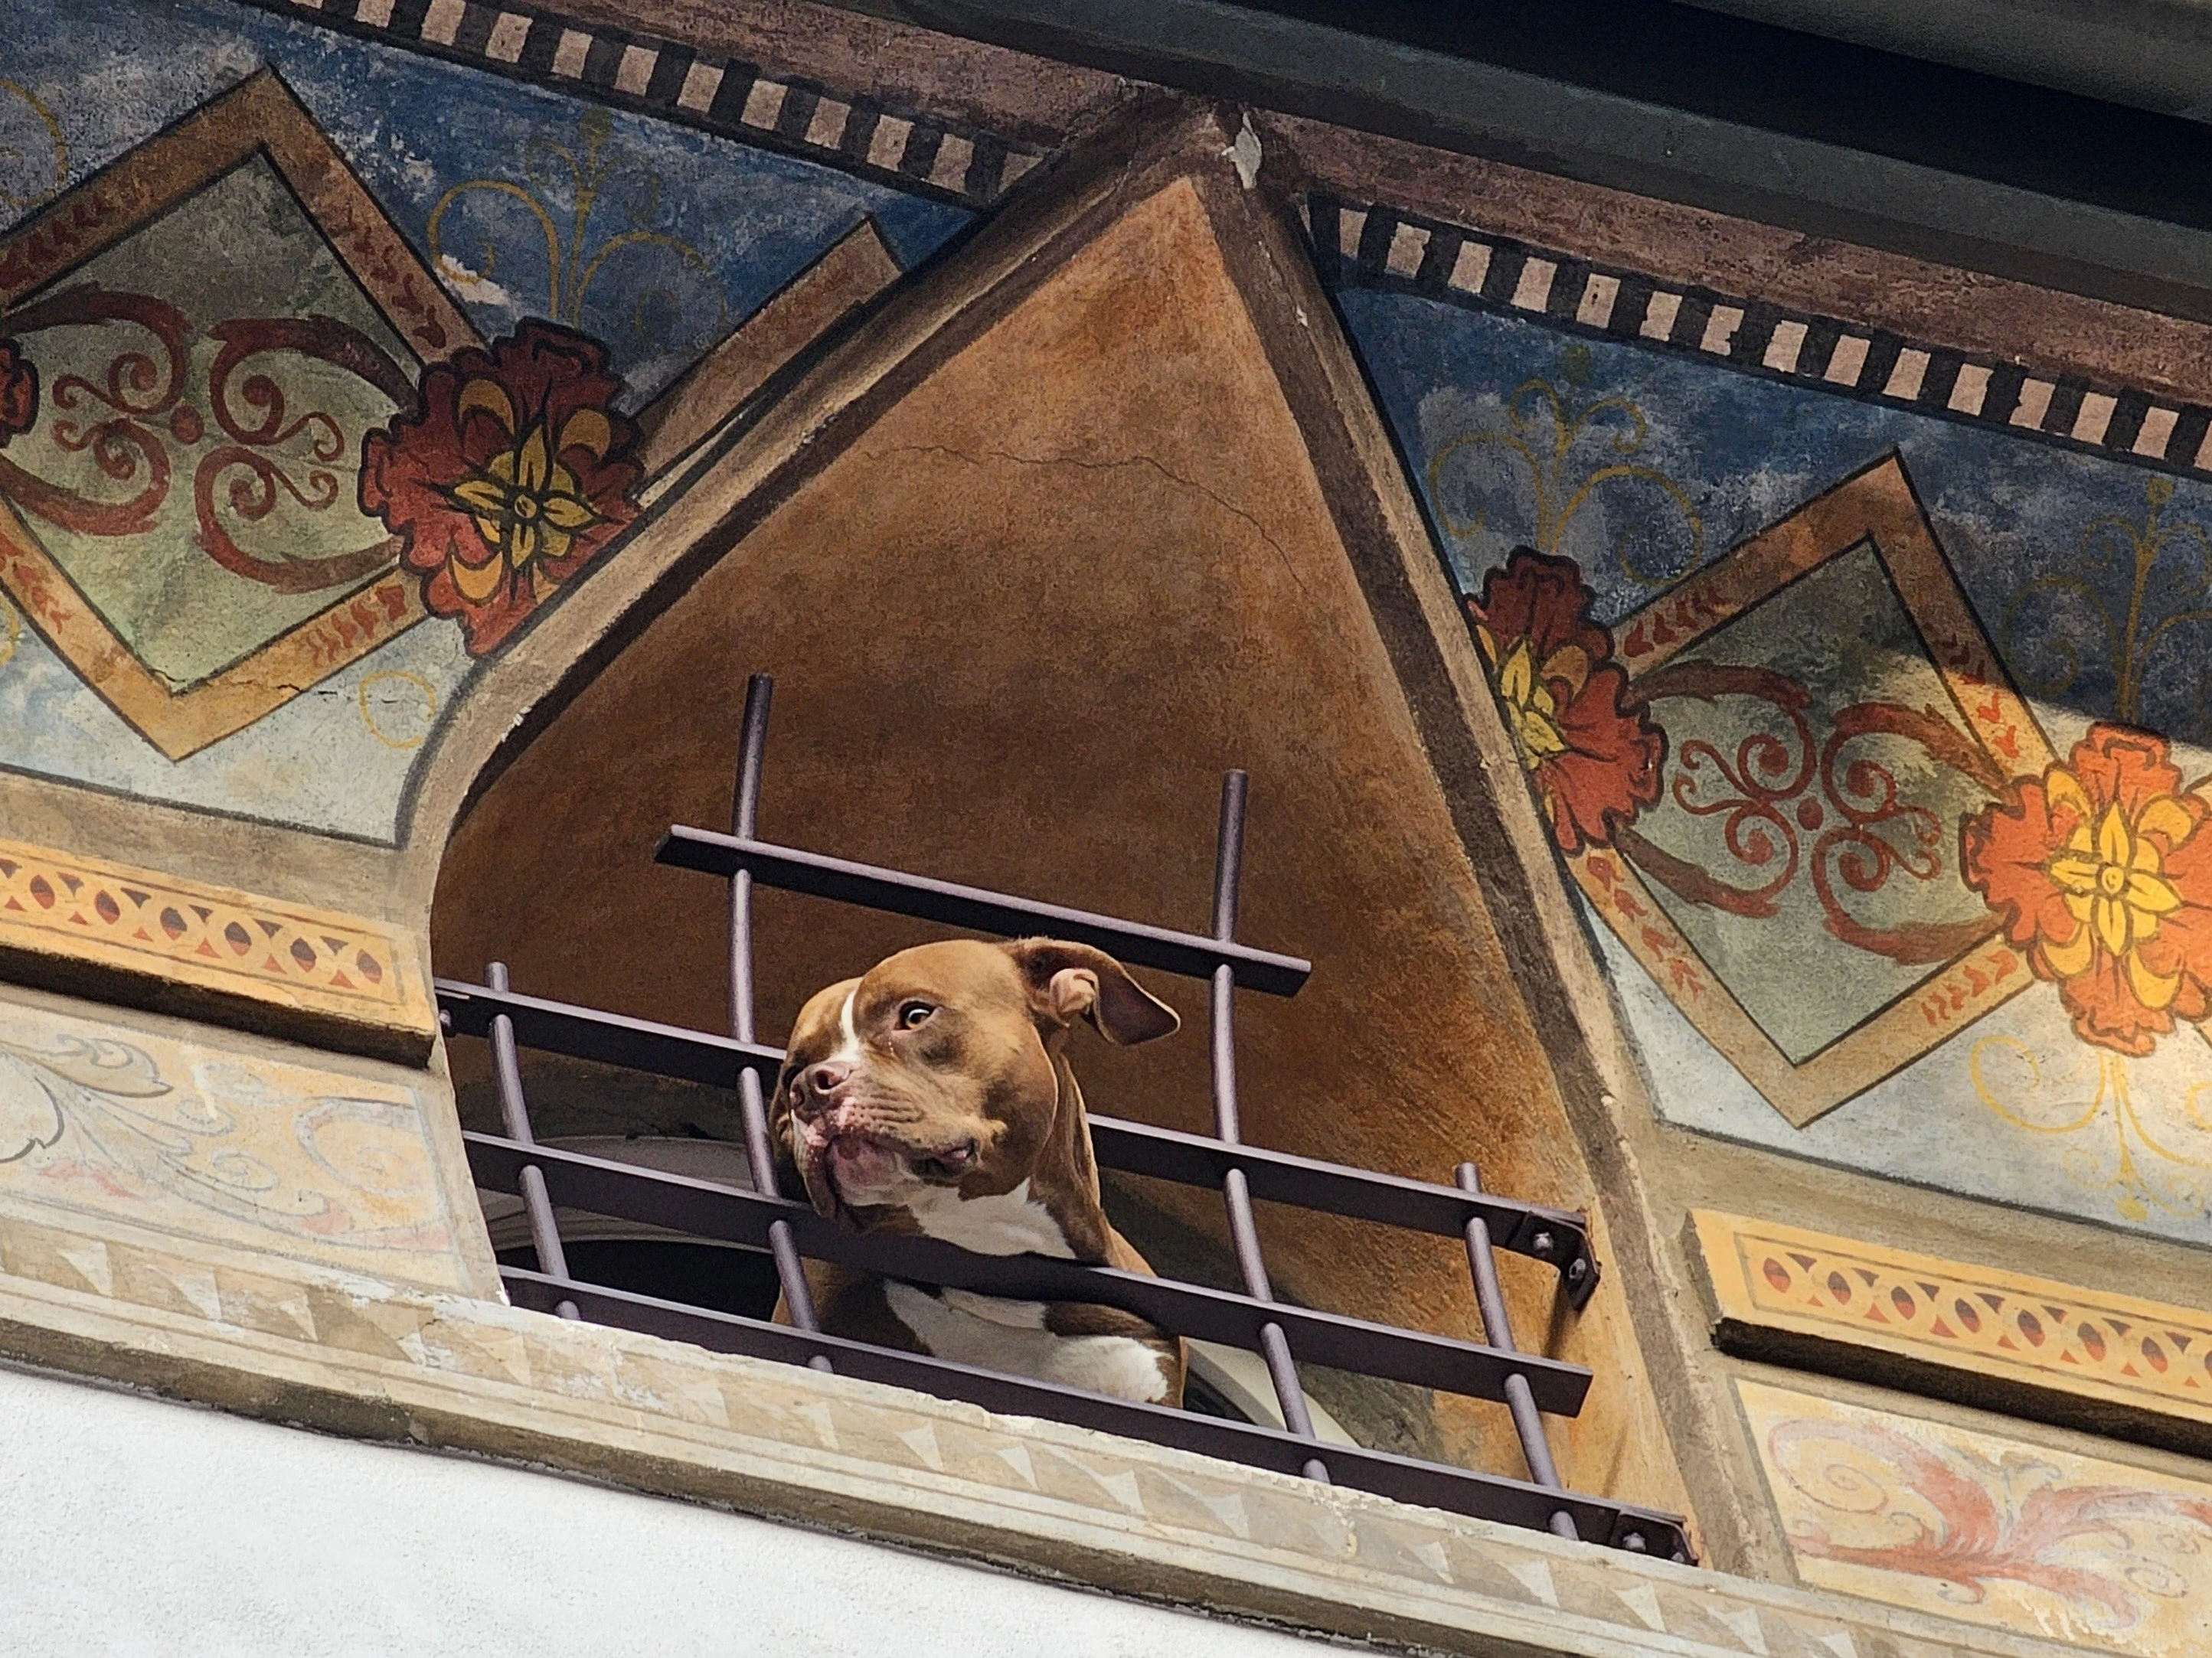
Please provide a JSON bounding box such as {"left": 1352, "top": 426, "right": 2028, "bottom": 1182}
{"left": 11, "top": 1, "right": 2212, "bottom": 1629}
{"left": 1315, "top": 199, "right": 2212, "bottom": 1253}
{"left": 0, "top": 0, "right": 984, "bottom": 842}
{"left": 1735, "top": 1379, "right": 2212, "bottom": 1655}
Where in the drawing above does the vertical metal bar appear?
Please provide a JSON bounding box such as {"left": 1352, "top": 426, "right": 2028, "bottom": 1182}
{"left": 729, "top": 674, "right": 828, "bottom": 1366}
{"left": 1459, "top": 1162, "right": 1576, "bottom": 1541}
{"left": 487, "top": 961, "right": 579, "bottom": 1320}
{"left": 1209, "top": 773, "right": 1245, "bottom": 1145}
{"left": 1210, "top": 772, "right": 1327, "bottom": 1482}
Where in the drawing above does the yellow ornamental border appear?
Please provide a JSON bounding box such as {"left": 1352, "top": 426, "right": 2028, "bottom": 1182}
{"left": 0, "top": 837, "right": 431, "bottom": 1063}
{"left": 1691, "top": 1208, "right": 2212, "bottom": 1454}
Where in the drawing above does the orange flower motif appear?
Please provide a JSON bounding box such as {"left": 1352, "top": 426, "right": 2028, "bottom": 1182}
{"left": 1962, "top": 725, "right": 2212, "bottom": 1055}
{"left": 360, "top": 321, "right": 639, "bottom": 656}
{"left": 1469, "top": 548, "right": 1665, "bottom": 853}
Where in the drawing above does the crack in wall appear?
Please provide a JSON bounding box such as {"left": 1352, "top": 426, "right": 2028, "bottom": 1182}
{"left": 860, "top": 442, "right": 1318, "bottom": 602}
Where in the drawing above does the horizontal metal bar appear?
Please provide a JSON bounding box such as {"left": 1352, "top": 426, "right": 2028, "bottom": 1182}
{"left": 498, "top": 1265, "right": 1689, "bottom": 1560}
{"left": 438, "top": 979, "right": 782, "bottom": 1085}
{"left": 467, "top": 1133, "right": 1592, "bottom": 1412}
{"left": 433, "top": 980, "right": 1590, "bottom": 1283}
{"left": 1091, "top": 1118, "right": 1598, "bottom": 1307}
{"left": 655, "top": 827, "right": 1312, "bottom": 997}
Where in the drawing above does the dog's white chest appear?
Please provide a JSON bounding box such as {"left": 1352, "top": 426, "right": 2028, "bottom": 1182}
{"left": 882, "top": 1282, "right": 1169, "bottom": 1403}
{"left": 884, "top": 1181, "right": 1165, "bottom": 1402}
{"left": 903, "top": 1178, "right": 1074, "bottom": 1258}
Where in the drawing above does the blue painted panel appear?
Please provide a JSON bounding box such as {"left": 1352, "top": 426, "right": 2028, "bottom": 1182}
{"left": 1334, "top": 270, "right": 2212, "bottom": 1246}
{"left": 0, "top": 0, "right": 972, "bottom": 843}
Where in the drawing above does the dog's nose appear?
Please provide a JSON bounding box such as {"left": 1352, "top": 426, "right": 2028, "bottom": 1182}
{"left": 804, "top": 1059, "right": 854, "bottom": 1098}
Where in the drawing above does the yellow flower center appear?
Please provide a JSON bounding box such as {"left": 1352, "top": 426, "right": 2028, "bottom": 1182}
{"left": 2037, "top": 765, "right": 2200, "bottom": 1010}
{"left": 441, "top": 379, "right": 619, "bottom": 606}
{"left": 1477, "top": 628, "right": 1585, "bottom": 774}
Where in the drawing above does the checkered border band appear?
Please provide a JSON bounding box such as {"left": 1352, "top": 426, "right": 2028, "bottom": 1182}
{"left": 1312, "top": 194, "right": 2212, "bottom": 476}
{"left": 241, "top": 0, "right": 1047, "bottom": 207}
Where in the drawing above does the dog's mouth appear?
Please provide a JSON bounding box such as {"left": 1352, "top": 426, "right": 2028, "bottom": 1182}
{"left": 797, "top": 1123, "right": 980, "bottom": 1219}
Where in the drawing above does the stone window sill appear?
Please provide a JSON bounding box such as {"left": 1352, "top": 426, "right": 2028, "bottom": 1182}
{"left": 0, "top": 1232, "right": 2083, "bottom": 1658}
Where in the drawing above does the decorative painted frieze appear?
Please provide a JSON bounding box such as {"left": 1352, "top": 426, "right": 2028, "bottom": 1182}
{"left": 1315, "top": 195, "right": 2212, "bottom": 480}
{"left": 1318, "top": 171, "right": 2212, "bottom": 1247}
{"left": 0, "top": 839, "right": 433, "bottom": 1060}
{"left": 1739, "top": 1379, "right": 2212, "bottom": 1656}
{"left": 0, "top": 989, "right": 477, "bottom": 1291}
{"left": 238, "top": 0, "right": 1047, "bottom": 208}
{"left": 0, "top": 0, "right": 978, "bottom": 841}
{"left": 0, "top": 70, "right": 466, "bottom": 760}
{"left": 1697, "top": 1210, "right": 2212, "bottom": 1451}
{"left": 0, "top": 1207, "right": 2103, "bottom": 1656}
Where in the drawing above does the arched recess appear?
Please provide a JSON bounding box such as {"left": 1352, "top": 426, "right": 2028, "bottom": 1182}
{"left": 412, "top": 106, "right": 1701, "bottom": 1526}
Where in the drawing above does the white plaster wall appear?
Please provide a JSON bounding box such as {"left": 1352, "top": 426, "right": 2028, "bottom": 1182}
{"left": 0, "top": 1363, "right": 1338, "bottom": 1657}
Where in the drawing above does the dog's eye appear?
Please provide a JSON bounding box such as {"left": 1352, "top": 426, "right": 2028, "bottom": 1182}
{"left": 897, "top": 1000, "right": 936, "bottom": 1030}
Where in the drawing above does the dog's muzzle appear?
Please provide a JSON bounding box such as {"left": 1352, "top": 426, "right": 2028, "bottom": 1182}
{"left": 789, "top": 1065, "right": 979, "bottom": 1216}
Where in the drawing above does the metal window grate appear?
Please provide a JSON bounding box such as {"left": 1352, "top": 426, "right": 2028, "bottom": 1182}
{"left": 444, "top": 674, "right": 1692, "bottom": 1561}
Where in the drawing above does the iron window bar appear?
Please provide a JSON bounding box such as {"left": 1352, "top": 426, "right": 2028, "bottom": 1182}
{"left": 463, "top": 1129, "right": 1592, "bottom": 1406}
{"left": 444, "top": 672, "right": 1690, "bottom": 1561}
{"left": 436, "top": 978, "right": 1595, "bottom": 1269}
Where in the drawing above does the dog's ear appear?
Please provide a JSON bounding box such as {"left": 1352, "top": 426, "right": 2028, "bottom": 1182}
{"left": 1005, "top": 939, "right": 1180, "bottom": 1045}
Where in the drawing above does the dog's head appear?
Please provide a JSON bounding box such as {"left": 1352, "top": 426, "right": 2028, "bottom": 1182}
{"left": 773, "top": 938, "right": 1178, "bottom": 1226}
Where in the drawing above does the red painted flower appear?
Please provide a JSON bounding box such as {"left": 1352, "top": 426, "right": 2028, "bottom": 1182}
{"left": 1962, "top": 724, "right": 2212, "bottom": 1056}
{"left": 1468, "top": 548, "right": 1664, "bottom": 853}
{"left": 0, "top": 338, "right": 37, "bottom": 447}
{"left": 360, "top": 321, "right": 640, "bottom": 656}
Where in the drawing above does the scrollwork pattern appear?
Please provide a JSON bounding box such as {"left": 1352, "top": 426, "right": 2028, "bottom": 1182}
{"left": 0, "top": 1032, "right": 278, "bottom": 1217}
{"left": 1622, "top": 657, "right": 2001, "bottom": 962}
{"left": 0, "top": 1033, "right": 448, "bottom": 1249}
{"left": 191, "top": 315, "right": 413, "bottom": 591}
{"left": 0, "top": 288, "right": 410, "bottom": 592}
{"left": 0, "top": 286, "right": 188, "bottom": 536}
{"left": 1769, "top": 1412, "right": 2212, "bottom": 1635}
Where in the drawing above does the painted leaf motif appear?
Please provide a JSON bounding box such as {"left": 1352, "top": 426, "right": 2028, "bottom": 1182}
{"left": 0, "top": 1053, "right": 65, "bottom": 1164}
{"left": 1772, "top": 1415, "right": 2212, "bottom": 1632}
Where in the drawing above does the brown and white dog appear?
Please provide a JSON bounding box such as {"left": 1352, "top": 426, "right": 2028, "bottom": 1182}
{"left": 769, "top": 938, "right": 1186, "bottom": 1405}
